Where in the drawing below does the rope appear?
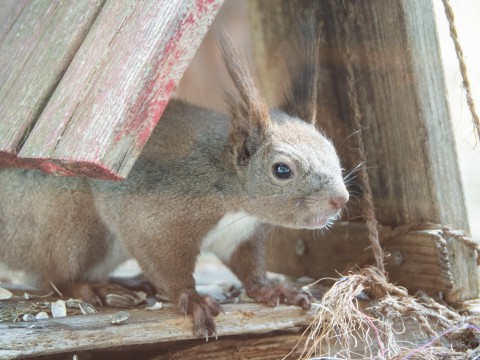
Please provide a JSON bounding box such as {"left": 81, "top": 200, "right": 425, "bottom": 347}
{"left": 341, "top": 1, "right": 385, "bottom": 273}
{"left": 442, "top": 0, "right": 480, "bottom": 143}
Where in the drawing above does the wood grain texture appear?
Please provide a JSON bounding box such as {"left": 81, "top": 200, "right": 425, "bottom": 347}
{"left": 266, "top": 222, "right": 479, "bottom": 301}
{"left": 17, "top": 0, "right": 223, "bottom": 179}
{"left": 0, "top": 0, "right": 29, "bottom": 44}
{"left": 444, "top": 230, "right": 480, "bottom": 302}
{"left": 0, "top": 0, "right": 105, "bottom": 158}
{"left": 0, "top": 303, "right": 316, "bottom": 358}
{"left": 0, "top": 301, "right": 447, "bottom": 359}
{"left": 151, "top": 332, "right": 309, "bottom": 360}
{"left": 248, "top": 0, "right": 469, "bottom": 232}
{"left": 150, "top": 318, "right": 431, "bottom": 360}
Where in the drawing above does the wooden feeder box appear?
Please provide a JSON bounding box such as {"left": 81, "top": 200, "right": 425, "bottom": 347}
{"left": 0, "top": 0, "right": 477, "bottom": 359}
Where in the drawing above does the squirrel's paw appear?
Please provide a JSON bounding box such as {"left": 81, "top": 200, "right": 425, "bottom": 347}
{"left": 108, "top": 274, "right": 157, "bottom": 297}
{"left": 59, "top": 282, "right": 147, "bottom": 308}
{"left": 178, "top": 290, "right": 223, "bottom": 340}
{"left": 246, "top": 283, "right": 314, "bottom": 310}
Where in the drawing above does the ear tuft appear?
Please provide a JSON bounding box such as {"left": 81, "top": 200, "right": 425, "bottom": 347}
{"left": 279, "top": 15, "right": 319, "bottom": 125}
{"left": 218, "top": 31, "right": 270, "bottom": 164}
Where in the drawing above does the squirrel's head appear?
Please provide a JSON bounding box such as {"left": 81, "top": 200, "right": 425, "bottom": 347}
{"left": 220, "top": 32, "right": 348, "bottom": 229}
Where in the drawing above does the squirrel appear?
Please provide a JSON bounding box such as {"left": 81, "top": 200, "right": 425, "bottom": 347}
{"left": 0, "top": 32, "right": 348, "bottom": 337}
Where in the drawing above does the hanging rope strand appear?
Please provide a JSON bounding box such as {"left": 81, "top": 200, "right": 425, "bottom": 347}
{"left": 442, "top": 0, "right": 480, "bottom": 143}
{"left": 342, "top": 0, "right": 385, "bottom": 273}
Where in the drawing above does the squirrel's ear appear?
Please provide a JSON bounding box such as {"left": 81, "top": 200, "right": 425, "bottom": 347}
{"left": 279, "top": 17, "right": 319, "bottom": 125}
{"left": 218, "top": 31, "right": 270, "bottom": 165}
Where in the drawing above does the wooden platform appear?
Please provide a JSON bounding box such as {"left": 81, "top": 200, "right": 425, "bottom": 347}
{"left": 0, "top": 253, "right": 473, "bottom": 359}
{"left": 0, "top": 300, "right": 454, "bottom": 360}
{"left": 0, "top": 303, "right": 315, "bottom": 359}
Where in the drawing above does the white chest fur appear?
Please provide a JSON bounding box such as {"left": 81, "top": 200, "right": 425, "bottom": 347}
{"left": 201, "top": 211, "right": 260, "bottom": 262}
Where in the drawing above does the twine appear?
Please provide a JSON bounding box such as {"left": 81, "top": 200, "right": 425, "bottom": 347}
{"left": 442, "top": 0, "right": 480, "bottom": 143}
{"left": 341, "top": 1, "right": 385, "bottom": 273}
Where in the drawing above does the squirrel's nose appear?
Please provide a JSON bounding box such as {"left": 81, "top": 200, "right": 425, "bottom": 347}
{"left": 330, "top": 191, "right": 349, "bottom": 209}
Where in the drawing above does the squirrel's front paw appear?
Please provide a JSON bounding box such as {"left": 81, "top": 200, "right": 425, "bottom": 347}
{"left": 246, "top": 283, "right": 314, "bottom": 310}
{"left": 59, "top": 282, "right": 147, "bottom": 308}
{"left": 177, "top": 290, "right": 223, "bottom": 339}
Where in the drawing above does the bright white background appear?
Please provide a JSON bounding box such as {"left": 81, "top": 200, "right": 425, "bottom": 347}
{"left": 434, "top": 0, "right": 480, "bottom": 240}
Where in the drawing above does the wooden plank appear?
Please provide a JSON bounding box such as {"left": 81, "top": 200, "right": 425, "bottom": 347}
{"left": 151, "top": 332, "right": 310, "bottom": 360}
{"left": 0, "top": 0, "right": 29, "bottom": 44}
{"left": 248, "top": 0, "right": 469, "bottom": 231}
{"left": 0, "top": 303, "right": 316, "bottom": 358}
{"left": 383, "top": 228, "right": 454, "bottom": 293}
{"left": 265, "top": 223, "right": 376, "bottom": 279}
{"left": 0, "top": 301, "right": 454, "bottom": 359}
{"left": 17, "top": 0, "right": 223, "bottom": 179}
{"left": 150, "top": 319, "right": 432, "bottom": 360}
{"left": 443, "top": 229, "right": 480, "bottom": 302}
{"left": 0, "top": 0, "right": 105, "bottom": 165}
{"left": 266, "top": 222, "right": 479, "bottom": 300}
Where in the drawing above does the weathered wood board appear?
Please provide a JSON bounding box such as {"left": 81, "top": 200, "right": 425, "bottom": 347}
{"left": 0, "top": 0, "right": 223, "bottom": 179}
{"left": 266, "top": 222, "right": 479, "bottom": 302}
{"left": 249, "top": 0, "right": 476, "bottom": 301}
{"left": 0, "top": 303, "right": 315, "bottom": 358}
{"left": 0, "top": 0, "right": 29, "bottom": 44}
{"left": 0, "top": 0, "right": 105, "bottom": 164}
{"left": 0, "top": 301, "right": 452, "bottom": 359}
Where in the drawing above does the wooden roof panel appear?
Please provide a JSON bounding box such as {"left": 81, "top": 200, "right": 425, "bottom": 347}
{"left": 0, "top": 0, "right": 103, "bottom": 157}
{"left": 0, "top": 0, "right": 223, "bottom": 179}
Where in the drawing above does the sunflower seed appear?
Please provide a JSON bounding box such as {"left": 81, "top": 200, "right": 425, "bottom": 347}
{"left": 22, "top": 314, "right": 36, "bottom": 322}
{"left": 51, "top": 300, "right": 67, "bottom": 318}
{"left": 0, "top": 287, "right": 13, "bottom": 300}
{"left": 106, "top": 294, "right": 135, "bottom": 308}
{"left": 146, "top": 301, "right": 163, "bottom": 311}
{"left": 35, "top": 311, "right": 49, "bottom": 320}
{"left": 111, "top": 311, "right": 129, "bottom": 325}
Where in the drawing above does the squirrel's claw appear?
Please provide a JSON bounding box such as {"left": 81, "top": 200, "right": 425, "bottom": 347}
{"left": 178, "top": 291, "right": 222, "bottom": 339}
{"left": 247, "top": 283, "right": 315, "bottom": 310}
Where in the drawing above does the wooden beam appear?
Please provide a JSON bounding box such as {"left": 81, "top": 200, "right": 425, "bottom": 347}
{"left": 248, "top": 0, "right": 469, "bottom": 232}
{"left": 0, "top": 0, "right": 105, "bottom": 166}
{"left": 1, "top": 0, "right": 223, "bottom": 179}
{"left": 265, "top": 222, "right": 479, "bottom": 301}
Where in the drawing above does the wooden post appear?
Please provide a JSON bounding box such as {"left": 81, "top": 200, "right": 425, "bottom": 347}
{"left": 248, "top": 0, "right": 468, "bottom": 231}
{"left": 249, "top": 1, "right": 475, "bottom": 299}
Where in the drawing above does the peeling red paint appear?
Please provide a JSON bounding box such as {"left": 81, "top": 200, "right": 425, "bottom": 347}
{"left": 183, "top": 12, "right": 195, "bottom": 26}
{"left": 41, "top": 159, "right": 123, "bottom": 180}
{"left": 40, "top": 162, "right": 77, "bottom": 177}
{"left": 111, "top": 0, "right": 223, "bottom": 153}
{"left": 116, "top": 7, "right": 195, "bottom": 149}
{"left": 197, "top": 0, "right": 218, "bottom": 14}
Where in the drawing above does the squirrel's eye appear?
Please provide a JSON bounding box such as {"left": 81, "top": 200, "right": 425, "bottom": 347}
{"left": 273, "top": 163, "right": 292, "bottom": 179}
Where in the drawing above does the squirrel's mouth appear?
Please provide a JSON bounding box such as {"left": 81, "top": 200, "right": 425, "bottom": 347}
{"left": 301, "top": 215, "right": 331, "bottom": 229}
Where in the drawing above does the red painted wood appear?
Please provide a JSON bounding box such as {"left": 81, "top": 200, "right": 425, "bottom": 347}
{"left": 16, "top": 0, "right": 223, "bottom": 179}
